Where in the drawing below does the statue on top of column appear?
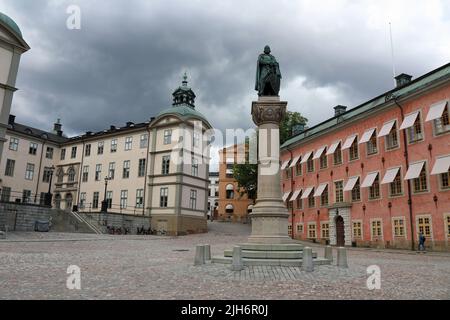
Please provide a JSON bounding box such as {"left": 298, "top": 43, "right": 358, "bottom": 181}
{"left": 255, "top": 45, "right": 282, "bottom": 96}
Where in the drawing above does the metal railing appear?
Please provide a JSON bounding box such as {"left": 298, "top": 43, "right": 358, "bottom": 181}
{"left": 77, "top": 202, "right": 146, "bottom": 216}
{"left": 0, "top": 190, "right": 49, "bottom": 206}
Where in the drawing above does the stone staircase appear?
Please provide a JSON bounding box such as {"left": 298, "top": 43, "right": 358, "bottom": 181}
{"left": 69, "top": 211, "right": 103, "bottom": 234}
{"left": 212, "top": 243, "right": 331, "bottom": 267}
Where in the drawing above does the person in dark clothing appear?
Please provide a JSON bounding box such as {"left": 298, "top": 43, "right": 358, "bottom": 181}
{"left": 418, "top": 232, "right": 426, "bottom": 251}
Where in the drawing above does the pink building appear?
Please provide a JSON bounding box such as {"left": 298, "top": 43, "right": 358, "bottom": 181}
{"left": 280, "top": 64, "right": 450, "bottom": 251}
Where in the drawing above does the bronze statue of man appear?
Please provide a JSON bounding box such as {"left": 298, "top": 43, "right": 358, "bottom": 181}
{"left": 255, "top": 45, "right": 282, "bottom": 96}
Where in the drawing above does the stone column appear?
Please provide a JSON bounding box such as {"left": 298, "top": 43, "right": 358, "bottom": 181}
{"left": 248, "top": 96, "right": 292, "bottom": 244}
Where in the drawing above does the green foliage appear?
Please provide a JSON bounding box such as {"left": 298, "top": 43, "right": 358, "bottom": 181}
{"left": 280, "top": 111, "right": 308, "bottom": 144}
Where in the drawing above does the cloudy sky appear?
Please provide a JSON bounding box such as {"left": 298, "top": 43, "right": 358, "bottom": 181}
{"left": 2, "top": 0, "right": 450, "bottom": 138}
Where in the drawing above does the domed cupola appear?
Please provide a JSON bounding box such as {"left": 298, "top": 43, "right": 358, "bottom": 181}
{"left": 172, "top": 73, "right": 196, "bottom": 108}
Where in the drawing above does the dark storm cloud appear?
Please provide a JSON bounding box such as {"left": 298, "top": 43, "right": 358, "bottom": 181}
{"left": 1, "top": 0, "right": 449, "bottom": 136}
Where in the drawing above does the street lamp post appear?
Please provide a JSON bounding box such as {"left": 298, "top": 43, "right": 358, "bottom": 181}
{"left": 101, "top": 177, "right": 111, "bottom": 212}
{"left": 45, "top": 166, "right": 55, "bottom": 206}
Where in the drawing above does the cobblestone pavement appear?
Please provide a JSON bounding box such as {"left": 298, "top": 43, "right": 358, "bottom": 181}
{"left": 0, "top": 222, "right": 449, "bottom": 300}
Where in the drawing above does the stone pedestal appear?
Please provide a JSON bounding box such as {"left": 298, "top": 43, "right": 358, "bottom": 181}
{"left": 248, "top": 96, "right": 292, "bottom": 244}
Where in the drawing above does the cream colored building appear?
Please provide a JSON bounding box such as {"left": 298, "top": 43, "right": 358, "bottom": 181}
{"left": 0, "top": 75, "right": 212, "bottom": 235}
{"left": 0, "top": 13, "right": 29, "bottom": 167}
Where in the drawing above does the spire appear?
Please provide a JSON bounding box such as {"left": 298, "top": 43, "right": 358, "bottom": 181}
{"left": 172, "top": 73, "right": 196, "bottom": 108}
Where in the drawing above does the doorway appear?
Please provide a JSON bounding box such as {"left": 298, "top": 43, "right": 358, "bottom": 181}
{"left": 335, "top": 215, "right": 345, "bottom": 247}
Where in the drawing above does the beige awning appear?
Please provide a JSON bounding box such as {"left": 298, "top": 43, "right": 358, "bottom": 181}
{"left": 282, "top": 191, "right": 292, "bottom": 202}
{"left": 301, "top": 187, "right": 314, "bottom": 199}
{"left": 431, "top": 156, "right": 450, "bottom": 175}
{"left": 326, "top": 141, "right": 340, "bottom": 155}
{"left": 426, "top": 101, "right": 448, "bottom": 122}
{"left": 300, "top": 151, "right": 313, "bottom": 164}
{"left": 281, "top": 159, "right": 291, "bottom": 170}
{"left": 381, "top": 167, "right": 400, "bottom": 184}
{"left": 361, "top": 172, "right": 379, "bottom": 188}
{"left": 404, "top": 161, "right": 425, "bottom": 180}
{"left": 225, "top": 204, "right": 234, "bottom": 210}
{"left": 226, "top": 184, "right": 234, "bottom": 191}
{"left": 290, "top": 189, "right": 302, "bottom": 202}
{"left": 378, "top": 120, "right": 396, "bottom": 138}
{"left": 344, "top": 176, "right": 359, "bottom": 191}
{"left": 359, "top": 128, "right": 376, "bottom": 144}
{"left": 289, "top": 155, "right": 301, "bottom": 168}
{"left": 342, "top": 135, "right": 357, "bottom": 150}
{"left": 313, "top": 146, "right": 327, "bottom": 160}
{"left": 399, "top": 111, "right": 420, "bottom": 130}
{"left": 313, "top": 183, "right": 328, "bottom": 197}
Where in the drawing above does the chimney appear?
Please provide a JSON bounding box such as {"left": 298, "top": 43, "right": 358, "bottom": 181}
{"left": 53, "top": 119, "right": 63, "bottom": 136}
{"left": 395, "top": 73, "right": 412, "bottom": 88}
{"left": 86, "top": 131, "right": 93, "bottom": 136}
{"left": 8, "top": 114, "right": 15, "bottom": 125}
{"left": 334, "top": 105, "right": 347, "bottom": 117}
{"left": 110, "top": 125, "right": 116, "bottom": 131}
{"left": 291, "top": 123, "right": 305, "bottom": 136}
{"left": 126, "top": 121, "right": 134, "bottom": 127}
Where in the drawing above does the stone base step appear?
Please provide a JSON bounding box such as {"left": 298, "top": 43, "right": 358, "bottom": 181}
{"left": 212, "top": 256, "right": 331, "bottom": 267}
{"left": 238, "top": 243, "right": 304, "bottom": 251}
{"left": 224, "top": 249, "right": 316, "bottom": 259}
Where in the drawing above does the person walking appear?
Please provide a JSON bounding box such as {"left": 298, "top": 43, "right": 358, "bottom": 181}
{"left": 418, "top": 232, "right": 426, "bottom": 252}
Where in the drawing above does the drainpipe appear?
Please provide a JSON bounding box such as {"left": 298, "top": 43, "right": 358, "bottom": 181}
{"left": 77, "top": 140, "right": 86, "bottom": 210}
{"left": 142, "top": 127, "right": 151, "bottom": 216}
{"left": 393, "top": 96, "right": 415, "bottom": 251}
{"left": 287, "top": 148, "right": 295, "bottom": 239}
{"left": 34, "top": 140, "right": 46, "bottom": 203}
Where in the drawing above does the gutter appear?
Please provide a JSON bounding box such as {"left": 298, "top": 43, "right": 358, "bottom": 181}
{"left": 287, "top": 147, "right": 295, "bottom": 240}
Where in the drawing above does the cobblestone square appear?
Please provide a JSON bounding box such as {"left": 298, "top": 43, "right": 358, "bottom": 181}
{"left": 0, "top": 222, "right": 449, "bottom": 300}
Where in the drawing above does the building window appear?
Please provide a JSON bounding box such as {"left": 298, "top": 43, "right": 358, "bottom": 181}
{"left": 29, "top": 142, "right": 38, "bottom": 155}
{"left": 84, "top": 144, "right": 91, "bottom": 157}
{"left": 25, "top": 163, "right": 35, "bottom": 180}
{"left": 138, "top": 158, "right": 146, "bottom": 177}
{"left": 57, "top": 168, "right": 64, "bottom": 183}
{"left": 79, "top": 193, "right": 86, "bottom": 209}
{"left": 82, "top": 166, "right": 89, "bottom": 182}
{"left": 434, "top": 107, "right": 450, "bottom": 135}
{"left": 353, "top": 221, "right": 362, "bottom": 239}
{"left": 389, "top": 170, "right": 403, "bottom": 196}
{"left": 189, "top": 189, "right": 197, "bottom": 209}
{"left": 5, "top": 159, "right": 15, "bottom": 177}
{"left": 1, "top": 187, "right": 11, "bottom": 202}
{"left": 319, "top": 150, "right": 328, "bottom": 169}
{"left": 120, "top": 190, "right": 128, "bottom": 209}
{"left": 308, "top": 223, "right": 317, "bottom": 239}
{"left": 369, "top": 174, "right": 381, "bottom": 200}
{"left": 371, "top": 220, "right": 382, "bottom": 238}
{"left": 95, "top": 164, "right": 102, "bottom": 181}
{"left": 407, "top": 113, "right": 423, "bottom": 143}
{"left": 295, "top": 162, "right": 302, "bottom": 176}
{"left": 413, "top": 166, "right": 428, "bottom": 193}
{"left": 106, "top": 191, "right": 113, "bottom": 209}
{"left": 367, "top": 134, "right": 378, "bottom": 155}
{"left": 285, "top": 168, "right": 292, "bottom": 179}
{"left": 9, "top": 137, "right": 19, "bottom": 151}
{"left": 22, "top": 190, "right": 31, "bottom": 203}
{"left": 60, "top": 148, "right": 66, "bottom": 160}
{"left": 43, "top": 167, "right": 52, "bottom": 183}
{"left": 97, "top": 141, "right": 104, "bottom": 155}
{"left": 71, "top": 146, "right": 77, "bottom": 159}
{"left": 307, "top": 157, "right": 314, "bottom": 172}
{"left": 446, "top": 215, "right": 450, "bottom": 238}
{"left": 193, "top": 132, "right": 200, "bottom": 148}
{"left": 140, "top": 134, "right": 148, "bottom": 149}
{"left": 440, "top": 171, "right": 450, "bottom": 189}
{"left": 110, "top": 139, "right": 117, "bottom": 153}
{"left": 136, "top": 189, "right": 144, "bottom": 208}
{"left": 123, "top": 160, "right": 130, "bottom": 179}
{"left": 351, "top": 179, "right": 361, "bottom": 202}
{"left": 417, "top": 217, "right": 432, "bottom": 237}
{"left": 39, "top": 192, "right": 46, "bottom": 205}
{"left": 125, "top": 137, "right": 133, "bottom": 151}
{"left": 164, "top": 129, "right": 172, "bottom": 145}
{"left": 46, "top": 147, "right": 54, "bottom": 159}
{"left": 67, "top": 167, "right": 76, "bottom": 182}
{"left": 321, "top": 185, "right": 329, "bottom": 207}
{"left": 349, "top": 139, "right": 359, "bottom": 161}
{"left": 191, "top": 157, "right": 199, "bottom": 177}
{"left": 321, "top": 223, "right": 329, "bottom": 239}
{"left": 296, "top": 198, "right": 303, "bottom": 209}
{"left": 333, "top": 143, "right": 342, "bottom": 165}
{"left": 297, "top": 223, "right": 303, "bottom": 235}
{"left": 226, "top": 184, "right": 234, "bottom": 199}
{"left": 308, "top": 188, "right": 315, "bottom": 208}
{"left": 335, "top": 181, "right": 344, "bottom": 203}
{"left": 108, "top": 162, "right": 115, "bottom": 179}
{"left": 288, "top": 225, "right": 293, "bottom": 236}
{"left": 393, "top": 218, "right": 405, "bottom": 237}
{"left": 386, "top": 123, "right": 399, "bottom": 150}
{"left": 160, "top": 187, "right": 168, "bottom": 207}
{"left": 162, "top": 156, "right": 170, "bottom": 175}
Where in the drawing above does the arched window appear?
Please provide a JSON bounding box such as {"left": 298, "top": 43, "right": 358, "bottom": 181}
{"left": 67, "top": 167, "right": 76, "bottom": 182}
{"left": 54, "top": 194, "right": 61, "bottom": 209}
{"left": 56, "top": 168, "right": 64, "bottom": 183}
{"left": 65, "top": 193, "right": 73, "bottom": 211}
{"left": 226, "top": 184, "right": 234, "bottom": 199}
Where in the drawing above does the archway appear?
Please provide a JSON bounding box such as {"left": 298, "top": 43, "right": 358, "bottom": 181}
{"left": 225, "top": 204, "right": 234, "bottom": 221}
{"left": 65, "top": 193, "right": 73, "bottom": 211}
{"left": 54, "top": 194, "right": 61, "bottom": 209}
{"left": 335, "top": 215, "right": 345, "bottom": 247}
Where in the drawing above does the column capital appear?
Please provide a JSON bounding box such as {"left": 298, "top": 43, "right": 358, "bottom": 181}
{"left": 251, "top": 98, "right": 287, "bottom": 126}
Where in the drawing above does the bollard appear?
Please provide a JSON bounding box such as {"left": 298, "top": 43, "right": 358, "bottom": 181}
{"left": 337, "top": 247, "right": 348, "bottom": 268}
{"left": 204, "top": 244, "right": 211, "bottom": 261}
{"left": 194, "top": 244, "right": 205, "bottom": 266}
{"left": 231, "top": 246, "right": 244, "bottom": 271}
{"left": 302, "top": 247, "right": 314, "bottom": 272}
{"left": 324, "top": 245, "right": 333, "bottom": 263}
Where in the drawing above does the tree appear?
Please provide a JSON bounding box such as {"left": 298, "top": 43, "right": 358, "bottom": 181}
{"left": 233, "top": 111, "right": 308, "bottom": 201}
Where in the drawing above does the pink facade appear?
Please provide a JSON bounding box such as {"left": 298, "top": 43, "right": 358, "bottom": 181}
{"left": 280, "top": 65, "right": 450, "bottom": 251}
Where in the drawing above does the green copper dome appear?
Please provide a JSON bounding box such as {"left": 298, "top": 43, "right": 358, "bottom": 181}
{"left": 156, "top": 105, "right": 211, "bottom": 127}
{"left": 0, "top": 12, "right": 22, "bottom": 38}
